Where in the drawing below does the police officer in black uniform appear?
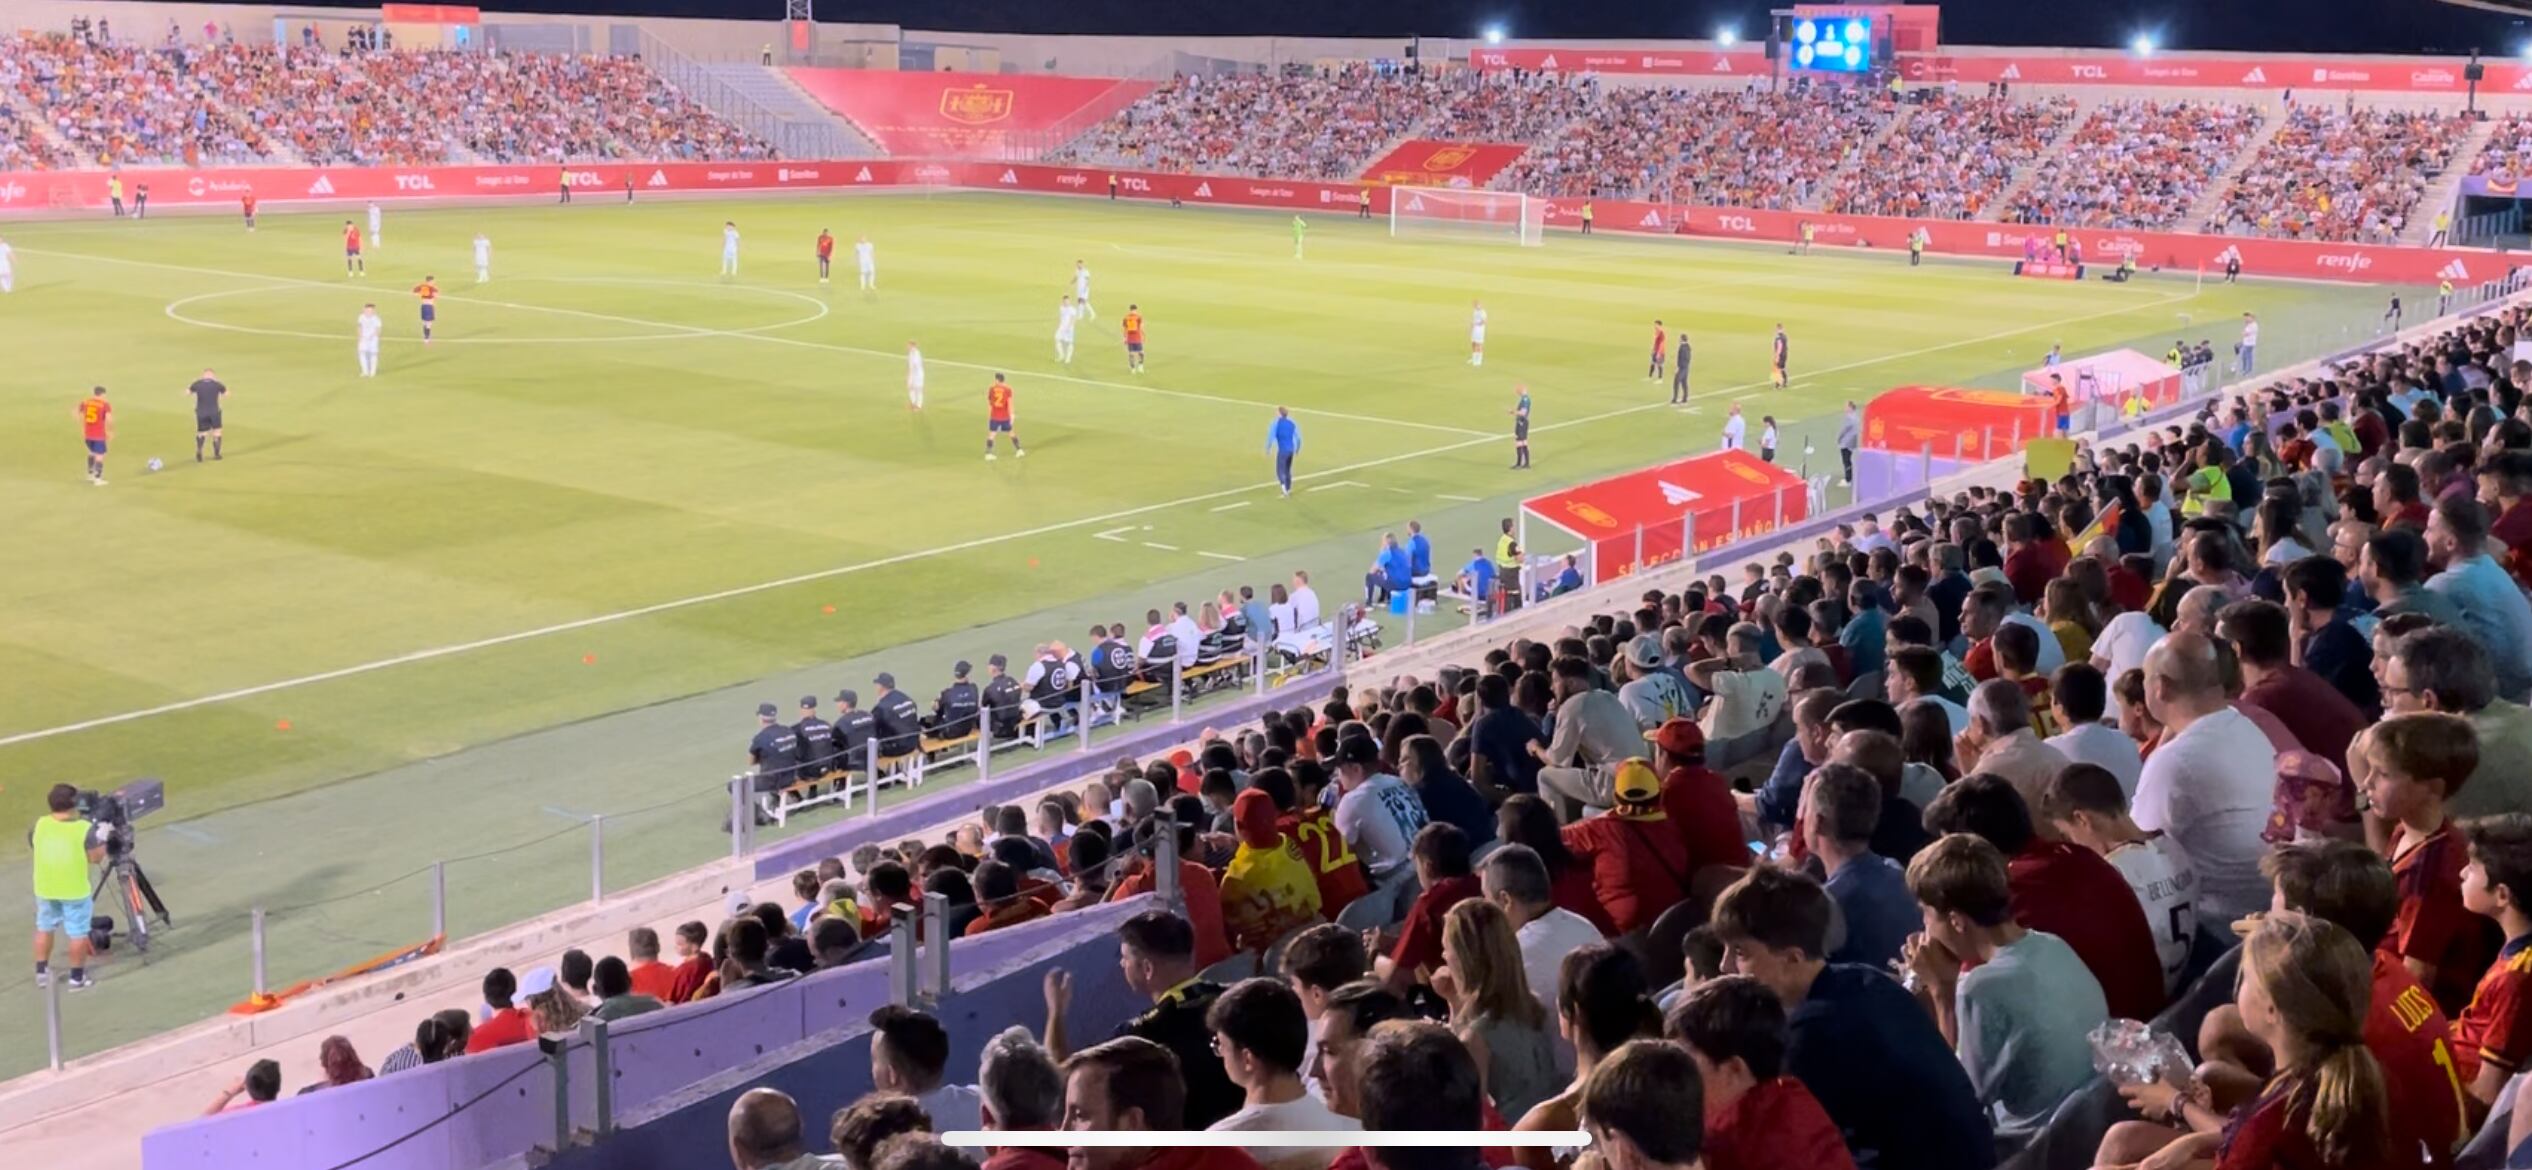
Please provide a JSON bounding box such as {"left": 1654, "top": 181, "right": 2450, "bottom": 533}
{"left": 1089, "top": 624, "right": 1136, "bottom": 701}
{"left": 746, "top": 702, "right": 801, "bottom": 794}
{"left": 830, "top": 689, "right": 875, "bottom": 768}
{"left": 870, "top": 673, "right": 922, "bottom": 758}
{"left": 981, "top": 654, "right": 1023, "bottom": 742}
{"left": 793, "top": 696, "right": 837, "bottom": 782}
{"left": 927, "top": 661, "right": 982, "bottom": 738}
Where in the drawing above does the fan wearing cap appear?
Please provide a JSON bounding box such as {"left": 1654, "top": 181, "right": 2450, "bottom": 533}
{"left": 830, "top": 689, "right": 875, "bottom": 765}
{"left": 793, "top": 696, "right": 838, "bottom": 780}
{"left": 1561, "top": 760, "right": 1695, "bottom": 936}
{"left": 1615, "top": 635, "right": 1694, "bottom": 731}
{"left": 747, "top": 702, "right": 803, "bottom": 794}
{"left": 466, "top": 965, "right": 554, "bottom": 1053}
{"left": 870, "top": 673, "right": 922, "bottom": 757}
{"left": 927, "top": 661, "right": 983, "bottom": 739}
{"left": 1645, "top": 719, "right": 1752, "bottom": 876}
{"left": 1220, "top": 789, "right": 1323, "bottom": 955}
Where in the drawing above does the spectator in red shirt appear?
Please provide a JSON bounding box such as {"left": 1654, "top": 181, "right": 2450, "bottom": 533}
{"left": 622, "top": 925, "right": 678, "bottom": 1003}
{"left": 1108, "top": 817, "right": 1234, "bottom": 970}
{"left": 1562, "top": 760, "right": 1693, "bottom": 936}
{"left": 2362, "top": 712, "right": 2493, "bottom": 1015}
{"left": 1062, "top": 1036, "right": 1263, "bottom": 1170}
{"left": 466, "top": 965, "right": 548, "bottom": 1053}
{"left": 2381, "top": 462, "right": 2433, "bottom": 533}
{"left": 1375, "top": 823, "right": 1483, "bottom": 991}
{"left": 2002, "top": 512, "right": 2065, "bottom": 606}
{"left": 2219, "top": 599, "right": 2364, "bottom": 777}
{"left": 1644, "top": 718, "right": 1755, "bottom": 878}
{"left": 663, "top": 920, "right": 716, "bottom": 1003}
{"left": 1923, "top": 774, "right": 2169, "bottom": 1022}
{"left": 1665, "top": 975, "right": 1856, "bottom": 1170}
{"left": 1960, "top": 582, "right": 2011, "bottom": 682}
{"left": 862, "top": 860, "right": 917, "bottom": 941}
{"left": 967, "top": 860, "right": 1053, "bottom": 936}
{"left": 2456, "top": 814, "right": 2532, "bottom": 1108}
{"left": 1495, "top": 795, "right": 1619, "bottom": 936}
{"left": 977, "top": 1026, "right": 1066, "bottom": 1170}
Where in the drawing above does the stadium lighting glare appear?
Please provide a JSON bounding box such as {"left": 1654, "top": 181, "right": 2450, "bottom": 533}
{"left": 1717, "top": 27, "right": 1739, "bottom": 47}
{"left": 2130, "top": 33, "right": 2157, "bottom": 57}
{"left": 1483, "top": 25, "right": 1505, "bottom": 45}
{"left": 2518, "top": 40, "right": 2532, "bottom": 61}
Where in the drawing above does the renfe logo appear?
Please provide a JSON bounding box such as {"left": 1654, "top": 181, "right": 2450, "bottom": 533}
{"left": 393, "top": 174, "right": 435, "bottom": 190}
{"left": 0, "top": 181, "right": 27, "bottom": 203}
{"left": 2069, "top": 64, "right": 2106, "bottom": 79}
{"left": 1055, "top": 172, "right": 1089, "bottom": 187}
{"left": 2315, "top": 253, "right": 2375, "bottom": 273}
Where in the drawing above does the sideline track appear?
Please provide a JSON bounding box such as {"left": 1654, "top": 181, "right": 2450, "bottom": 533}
{"left": 0, "top": 247, "right": 2198, "bottom": 749}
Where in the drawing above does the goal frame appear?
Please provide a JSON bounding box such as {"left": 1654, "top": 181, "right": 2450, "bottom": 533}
{"left": 1387, "top": 186, "right": 1547, "bottom": 247}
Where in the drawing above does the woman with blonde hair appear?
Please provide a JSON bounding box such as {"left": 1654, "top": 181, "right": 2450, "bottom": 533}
{"left": 2093, "top": 911, "right": 2390, "bottom": 1168}
{"left": 2041, "top": 577, "right": 2100, "bottom": 665}
{"left": 1436, "top": 899, "right": 1560, "bottom": 1121}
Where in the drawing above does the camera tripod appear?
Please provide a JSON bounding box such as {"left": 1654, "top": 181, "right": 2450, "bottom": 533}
{"left": 93, "top": 851, "right": 170, "bottom": 954}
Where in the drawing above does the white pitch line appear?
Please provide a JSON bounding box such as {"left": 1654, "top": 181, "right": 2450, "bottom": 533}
{"left": 1142, "top": 541, "right": 1180, "bottom": 551}
{"left": 1435, "top": 493, "right": 1482, "bottom": 502}
{"left": 1196, "top": 550, "right": 1245, "bottom": 562}
{"left": 1092, "top": 525, "right": 1136, "bottom": 542}
{"left": 1209, "top": 501, "right": 1252, "bottom": 512}
{"left": 1308, "top": 480, "right": 1370, "bottom": 492}
{"left": 0, "top": 281, "right": 2201, "bottom": 749}
{"left": 26, "top": 247, "right": 1491, "bottom": 440}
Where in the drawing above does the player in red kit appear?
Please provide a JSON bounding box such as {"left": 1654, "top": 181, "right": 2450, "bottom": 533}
{"left": 412, "top": 277, "right": 439, "bottom": 343}
{"left": 815, "top": 229, "right": 834, "bottom": 285}
{"left": 1648, "top": 319, "right": 1668, "bottom": 381}
{"left": 984, "top": 374, "right": 1022, "bottom": 461}
{"left": 241, "top": 192, "right": 256, "bottom": 231}
{"left": 77, "top": 385, "right": 112, "bottom": 485}
{"left": 343, "top": 221, "right": 364, "bottom": 276}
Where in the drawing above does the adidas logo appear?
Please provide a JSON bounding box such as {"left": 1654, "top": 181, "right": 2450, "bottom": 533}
{"left": 306, "top": 174, "right": 335, "bottom": 196}
{"left": 854, "top": 166, "right": 873, "bottom": 182}
{"left": 2439, "top": 259, "right": 2472, "bottom": 281}
{"left": 1538, "top": 54, "right": 1559, "bottom": 69}
{"left": 1639, "top": 210, "right": 1662, "bottom": 227}
{"left": 646, "top": 169, "right": 668, "bottom": 187}
{"left": 2215, "top": 245, "right": 2242, "bottom": 265}
{"left": 1998, "top": 64, "right": 2021, "bottom": 80}
{"left": 1193, "top": 182, "right": 1212, "bottom": 197}
{"left": 2241, "top": 67, "right": 2266, "bottom": 84}
{"left": 999, "top": 169, "right": 1017, "bottom": 184}
{"left": 1657, "top": 480, "right": 1704, "bottom": 507}
{"left": 1712, "top": 57, "right": 1732, "bottom": 72}
{"left": 1405, "top": 194, "right": 1427, "bottom": 212}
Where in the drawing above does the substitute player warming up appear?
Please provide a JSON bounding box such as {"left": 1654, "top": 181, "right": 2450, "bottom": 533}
{"left": 77, "top": 386, "right": 111, "bottom": 485}
{"left": 1508, "top": 384, "right": 1531, "bottom": 469}
{"left": 984, "top": 374, "right": 1023, "bottom": 460}
{"left": 413, "top": 276, "right": 439, "bottom": 344}
{"left": 1122, "top": 305, "right": 1146, "bottom": 373}
{"left": 188, "top": 368, "right": 226, "bottom": 461}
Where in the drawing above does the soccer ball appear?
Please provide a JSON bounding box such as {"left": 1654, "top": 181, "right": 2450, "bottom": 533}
{"left": 146, "top": 457, "right": 163, "bottom": 472}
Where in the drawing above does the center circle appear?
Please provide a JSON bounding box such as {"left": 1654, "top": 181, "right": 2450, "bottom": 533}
{"left": 163, "top": 277, "right": 830, "bottom": 346}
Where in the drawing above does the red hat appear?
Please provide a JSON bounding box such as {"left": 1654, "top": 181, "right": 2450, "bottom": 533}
{"left": 1646, "top": 718, "right": 1705, "bottom": 759}
{"left": 1233, "top": 789, "right": 1281, "bottom": 849}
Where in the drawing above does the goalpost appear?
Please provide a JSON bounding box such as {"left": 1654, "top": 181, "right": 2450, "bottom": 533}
{"left": 1389, "top": 186, "right": 1547, "bottom": 247}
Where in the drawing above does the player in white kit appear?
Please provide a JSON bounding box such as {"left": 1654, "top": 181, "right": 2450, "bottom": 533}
{"left": 356, "top": 304, "right": 382, "bottom": 377}
{"left": 721, "top": 222, "right": 741, "bottom": 278}
{"left": 1468, "top": 300, "right": 1487, "bottom": 367}
{"left": 367, "top": 202, "right": 382, "bottom": 249}
{"left": 856, "top": 236, "right": 876, "bottom": 291}
{"left": 0, "top": 236, "right": 14, "bottom": 293}
{"left": 1072, "top": 260, "right": 1093, "bottom": 319}
{"left": 473, "top": 233, "right": 491, "bottom": 283}
{"left": 905, "top": 340, "right": 926, "bottom": 410}
{"left": 1055, "top": 295, "right": 1079, "bottom": 363}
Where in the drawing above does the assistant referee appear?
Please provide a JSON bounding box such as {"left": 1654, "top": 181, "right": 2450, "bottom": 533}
{"left": 188, "top": 367, "right": 226, "bottom": 462}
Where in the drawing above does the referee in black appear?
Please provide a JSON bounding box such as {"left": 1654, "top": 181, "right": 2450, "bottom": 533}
{"left": 188, "top": 367, "right": 226, "bottom": 461}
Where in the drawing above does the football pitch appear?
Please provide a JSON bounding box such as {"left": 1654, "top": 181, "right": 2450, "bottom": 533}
{"left": 0, "top": 190, "right": 2395, "bottom": 1070}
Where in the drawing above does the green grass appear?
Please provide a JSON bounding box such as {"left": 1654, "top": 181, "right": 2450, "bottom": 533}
{"left": 0, "top": 192, "right": 2397, "bottom": 1073}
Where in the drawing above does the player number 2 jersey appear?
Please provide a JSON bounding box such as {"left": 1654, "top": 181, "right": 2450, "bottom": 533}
{"left": 987, "top": 384, "right": 1013, "bottom": 420}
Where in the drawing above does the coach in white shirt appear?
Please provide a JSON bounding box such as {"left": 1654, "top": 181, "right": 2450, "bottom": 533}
{"left": 2132, "top": 632, "right": 2278, "bottom": 922}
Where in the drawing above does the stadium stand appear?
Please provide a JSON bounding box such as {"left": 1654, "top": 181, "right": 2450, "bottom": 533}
{"left": 1645, "top": 82, "right": 1896, "bottom": 209}
{"left": 1489, "top": 85, "right": 1718, "bottom": 198}
{"left": 1822, "top": 91, "right": 2077, "bottom": 220}
{"left": 2207, "top": 105, "right": 2470, "bottom": 242}
{"left": 1048, "top": 65, "right": 1454, "bottom": 179}
{"left": 2004, "top": 99, "right": 2266, "bottom": 230}
{"left": 1416, "top": 71, "right": 1599, "bottom": 145}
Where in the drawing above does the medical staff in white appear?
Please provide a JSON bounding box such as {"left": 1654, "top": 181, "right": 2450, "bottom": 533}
{"left": 1072, "top": 260, "right": 1094, "bottom": 318}
{"left": 1055, "top": 295, "right": 1079, "bottom": 363}
{"left": 856, "top": 236, "right": 877, "bottom": 290}
{"left": 473, "top": 233, "right": 492, "bottom": 283}
{"left": 906, "top": 340, "right": 926, "bottom": 410}
{"left": 1469, "top": 299, "right": 1487, "bottom": 366}
{"left": 356, "top": 304, "right": 383, "bottom": 377}
{"left": 720, "top": 222, "right": 741, "bottom": 278}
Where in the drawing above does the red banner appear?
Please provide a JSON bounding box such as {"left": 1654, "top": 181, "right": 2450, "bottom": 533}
{"left": 1465, "top": 47, "right": 1771, "bottom": 76}
{"left": 1862, "top": 385, "right": 2053, "bottom": 460}
{"left": 1358, "top": 139, "right": 1532, "bottom": 187}
{"left": 784, "top": 69, "right": 1151, "bottom": 156}
{"left": 1523, "top": 449, "right": 1809, "bottom": 582}
{"left": 0, "top": 158, "right": 2497, "bottom": 287}
{"left": 379, "top": 4, "right": 479, "bottom": 23}
{"left": 2017, "top": 262, "right": 2083, "bottom": 280}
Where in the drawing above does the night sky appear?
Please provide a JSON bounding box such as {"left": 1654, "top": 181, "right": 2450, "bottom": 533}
{"left": 328, "top": 0, "right": 2532, "bottom": 55}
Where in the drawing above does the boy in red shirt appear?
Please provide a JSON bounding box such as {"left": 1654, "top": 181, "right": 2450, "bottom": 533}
{"left": 1273, "top": 762, "right": 1370, "bottom": 918}
{"left": 662, "top": 920, "right": 715, "bottom": 1003}
{"left": 1667, "top": 974, "right": 1855, "bottom": 1170}
{"left": 2365, "top": 713, "right": 2496, "bottom": 1015}
{"left": 2456, "top": 813, "right": 2532, "bottom": 1109}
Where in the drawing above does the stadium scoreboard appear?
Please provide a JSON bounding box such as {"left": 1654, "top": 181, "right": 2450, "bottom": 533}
{"left": 1784, "top": 13, "right": 1885, "bottom": 74}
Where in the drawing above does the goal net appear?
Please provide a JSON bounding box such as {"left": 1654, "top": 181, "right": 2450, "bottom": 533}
{"left": 1389, "top": 186, "right": 1547, "bottom": 246}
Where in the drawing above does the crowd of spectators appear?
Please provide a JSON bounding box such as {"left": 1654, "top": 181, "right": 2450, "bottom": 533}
{"left": 1417, "top": 72, "right": 1601, "bottom": 147}
{"left": 1821, "top": 91, "right": 2076, "bottom": 220}
{"left": 2004, "top": 99, "right": 2266, "bottom": 230}
{"left": 206, "top": 296, "right": 2532, "bottom": 1170}
{"left": 2473, "top": 113, "right": 2532, "bottom": 185}
{"left": 2208, "top": 105, "right": 2470, "bottom": 243}
{"left": 1645, "top": 83, "right": 1894, "bottom": 210}
{"left": 1491, "top": 87, "right": 1731, "bottom": 200}
{"left": 1051, "top": 66, "right": 1454, "bottom": 180}
{"left": 0, "top": 31, "right": 767, "bottom": 169}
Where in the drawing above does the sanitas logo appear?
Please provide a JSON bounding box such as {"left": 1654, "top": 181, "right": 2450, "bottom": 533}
{"left": 306, "top": 174, "right": 335, "bottom": 195}
{"left": 393, "top": 174, "right": 435, "bottom": 191}
{"left": 2315, "top": 253, "right": 2374, "bottom": 272}
{"left": 784, "top": 167, "right": 820, "bottom": 181}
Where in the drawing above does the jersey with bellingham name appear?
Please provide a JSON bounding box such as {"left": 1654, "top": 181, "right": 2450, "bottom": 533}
{"left": 79, "top": 397, "right": 111, "bottom": 439}
{"left": 987, "top": 383, "right": 1013, "bottom": 422}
